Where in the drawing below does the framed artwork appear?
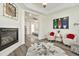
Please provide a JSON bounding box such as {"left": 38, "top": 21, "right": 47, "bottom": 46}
{"left": 3, "top": 3, "right": 17, "bottom": 19}
{"left": 62, "top": 17, "right": 69, "bottom": 29}
{"left": 53, "top": 16, "right": 69, "bottom": 29}
{"left": 53, "top": 19, "right": 58, "bottom": 29}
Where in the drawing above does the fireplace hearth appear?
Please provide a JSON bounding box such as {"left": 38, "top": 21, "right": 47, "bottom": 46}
{"left": 0, "top": 28, "right": 18, "bottom": 51}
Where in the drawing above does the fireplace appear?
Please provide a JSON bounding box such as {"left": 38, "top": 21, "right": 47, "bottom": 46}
{"left": 0, "top": 28, "right": 18, "bottom": 51}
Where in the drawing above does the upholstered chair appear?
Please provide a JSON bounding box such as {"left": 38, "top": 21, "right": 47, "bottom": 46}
{"left": 46, "top": 32, "right": 55, "bottom": 41}
{"left": 63, "top": 33, "right": 77, "bottom": 46}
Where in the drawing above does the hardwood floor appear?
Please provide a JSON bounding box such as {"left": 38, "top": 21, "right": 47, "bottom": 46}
{"left": 9, "top": 36, "right": 78, "bottom": 56}
{"left": 54, "top": 42, "right": 77, "bottom": 56}
{"left": 9, "top": 35, "right": 37, "bottom": 56}
{"left": 9, "top": 36, "right": 31, "bottom": 56}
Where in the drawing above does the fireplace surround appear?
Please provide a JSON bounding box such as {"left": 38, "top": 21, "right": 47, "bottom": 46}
{"left": 0, "top": 28, "right": 18, "bottom": 51}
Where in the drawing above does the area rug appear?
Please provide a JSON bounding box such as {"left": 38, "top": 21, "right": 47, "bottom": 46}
{"left": 26, "top": 42, "right": 68, "bottom": 56}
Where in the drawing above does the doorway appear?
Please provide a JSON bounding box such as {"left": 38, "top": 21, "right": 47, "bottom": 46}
{"left": 24, "top": 12, "right": 39, "bottom": 43}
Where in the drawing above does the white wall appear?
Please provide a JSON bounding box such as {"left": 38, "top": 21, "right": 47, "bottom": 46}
{"left": 38, "top": 15, "right": 49, "bottom": 39}
{"left": 0, "top": 4, "right": 25, "bottom": 56}
{"left": 38, "top": 5, "right": 79, "bottom": 40}
{"left": 46, "top": 5, "right": 79, "bottom": 36}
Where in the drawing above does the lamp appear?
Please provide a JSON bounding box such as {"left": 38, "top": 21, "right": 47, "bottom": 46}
{"left": 42, "top": 3, "right": 47, "bottom": 8}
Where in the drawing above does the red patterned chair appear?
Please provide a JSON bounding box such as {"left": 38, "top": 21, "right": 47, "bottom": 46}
{"left": 63, "top": 33, "right": 77, "bottom": 46}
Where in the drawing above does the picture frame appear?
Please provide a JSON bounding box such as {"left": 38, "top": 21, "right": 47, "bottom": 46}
{"left": 53, "top": 16, "right": 69, "bottom": 29}
{"left": 3, "top": 3, "right": 17, "bottom": 20}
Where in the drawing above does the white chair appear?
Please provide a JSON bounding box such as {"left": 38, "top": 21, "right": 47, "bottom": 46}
{"left": 63, "top": 33, "right": 77, "bottom": 46}
{"left": 45, "top": 32, "right": 55, "bottom": 41}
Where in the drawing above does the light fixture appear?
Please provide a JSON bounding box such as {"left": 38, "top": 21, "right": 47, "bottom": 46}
{"left": 42, "top": 3, "right": 47, "bottom": 8}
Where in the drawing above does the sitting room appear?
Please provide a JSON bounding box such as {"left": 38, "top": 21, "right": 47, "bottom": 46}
{"left": 0, "top": 3, "right": 79, "bottom": 56}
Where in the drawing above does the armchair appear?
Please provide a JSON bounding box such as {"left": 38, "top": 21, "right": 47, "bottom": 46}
{"left": 46, "top": 32, "right": 55, "bottom": 41}
{"left": 63, "top": 33, "right": 77, "bottom": 46}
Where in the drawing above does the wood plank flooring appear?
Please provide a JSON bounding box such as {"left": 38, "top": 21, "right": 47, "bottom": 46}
{"left": 9, "top": 36, "right": 78, "bottom": 56}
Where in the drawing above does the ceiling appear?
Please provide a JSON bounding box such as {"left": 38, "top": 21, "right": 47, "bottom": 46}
{"left": 21, "top": 3, "right": 79, "bottom": 15}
